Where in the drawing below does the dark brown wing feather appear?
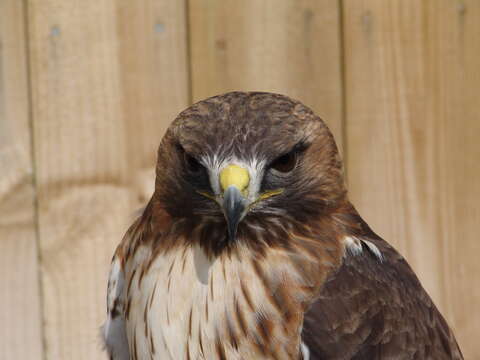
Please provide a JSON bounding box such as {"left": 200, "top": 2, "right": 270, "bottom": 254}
{"left": 302, "top": 225, "right": 463, "bottom": 359}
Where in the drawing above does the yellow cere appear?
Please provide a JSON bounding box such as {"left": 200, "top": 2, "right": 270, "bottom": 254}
{"left": 219, "top": 164, "right": 250, "bottom": 194}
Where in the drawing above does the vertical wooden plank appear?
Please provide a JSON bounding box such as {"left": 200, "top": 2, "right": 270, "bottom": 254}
{"left": 28, "top": 2, "right": 128, "bottom": 358}
{"left": 116, "top": 0, "right": 189, "bottom": 198}
{"left": 0, "top": 0, "right": 44, "bottom": 358}
{"left": 27, "top": 1, "right": 188, "bottom": 358}
{"left": 189, "top": 0, "right": 344, "bottom": 150}
{"left": 432, "top": 2, "right": 480, "bottom": 357}
{"left": 343, "top": 0, "right": 480, "bottom": 357}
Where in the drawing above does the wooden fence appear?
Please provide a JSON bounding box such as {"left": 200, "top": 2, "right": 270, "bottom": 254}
{"left": 1, "top": 0, "right": 478, "bottom": 358}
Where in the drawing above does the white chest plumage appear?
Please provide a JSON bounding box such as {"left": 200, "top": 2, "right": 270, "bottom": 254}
{"left": 125, "top": 244, "right": 306, "bottom": 360}
{"left": 104, "top": 233, "right": 376, "bottom": 360}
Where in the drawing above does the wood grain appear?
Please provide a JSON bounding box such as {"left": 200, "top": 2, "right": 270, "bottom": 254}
{"left": 116, "top": 0, "right": 189, "bottom": 190}
{"left": 26, "top": 1, "right": 188, "bottom": 358}
{"left": 0, "top": 1, "right": 44, "bottom": 359}
{"left": 189, "top": 0, "right": 344, "bottom": 150}
{"left": 1, "top": 0, "right": 478, "bottom": 357}
{"left": 343, "top": 0, "right": 480, "bottom": 357}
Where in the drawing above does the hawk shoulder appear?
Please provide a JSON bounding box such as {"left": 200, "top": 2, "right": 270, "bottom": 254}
{"left": 302, "top": 232, "right": 463, "bottom": 359}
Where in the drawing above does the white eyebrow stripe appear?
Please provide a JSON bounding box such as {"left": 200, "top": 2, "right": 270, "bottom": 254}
{"left": 201, "top": 154, "right": 266, "bottom": 201}
{"left": 201, "top": 153, "right": 222, "bottom": 195}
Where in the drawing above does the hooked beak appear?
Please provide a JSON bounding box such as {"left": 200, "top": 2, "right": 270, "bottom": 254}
{"left": 195, "top": 163, "right": 283, "bottom": 242}
{"left": 219, "top": 164, "right": 250, "bottom": 241}
{"left": 223, "top": 186, "right": 247, "bottom": 241}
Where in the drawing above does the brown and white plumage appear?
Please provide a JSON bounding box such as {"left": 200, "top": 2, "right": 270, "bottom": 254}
{"left": 103, "top": 92, "right": 462, "bottom": 359}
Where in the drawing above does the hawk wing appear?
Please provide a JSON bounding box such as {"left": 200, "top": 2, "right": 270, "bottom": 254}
{"left": 301, "top": 222, "right": 463, "bottom": 359}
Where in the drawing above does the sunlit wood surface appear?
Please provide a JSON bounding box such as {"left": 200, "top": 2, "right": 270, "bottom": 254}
{"left": 0, "top": 1, "right": 478, "bottom": 358}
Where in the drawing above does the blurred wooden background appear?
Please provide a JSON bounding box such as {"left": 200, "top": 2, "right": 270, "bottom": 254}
{"left": 1, "top": 0, "right": 478, "bottom": 359}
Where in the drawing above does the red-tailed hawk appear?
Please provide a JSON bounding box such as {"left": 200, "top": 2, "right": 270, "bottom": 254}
{"left": 103, "top": 92, "right": 462, "bottom": 359}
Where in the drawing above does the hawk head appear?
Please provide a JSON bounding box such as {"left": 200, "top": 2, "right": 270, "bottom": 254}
{"left": 153, "top": 92, "right": 346, "bottom": 254}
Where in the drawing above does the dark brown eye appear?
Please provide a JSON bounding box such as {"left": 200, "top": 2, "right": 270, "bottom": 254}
{"left": 184, "top": 152, "right": 203, "bottom": 173}
{"left": 270, "top": 151, "right": 297, "bottom": 173}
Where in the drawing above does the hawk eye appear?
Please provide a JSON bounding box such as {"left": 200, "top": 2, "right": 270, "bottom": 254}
{"left": 270, "top": 151, "right": 297, "bottom": 173}
{"left": 184, "top": 153, "right": 203, "bottom": 173}
{"left": 177, "top": 144, "right": 204, "bottom": 174}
